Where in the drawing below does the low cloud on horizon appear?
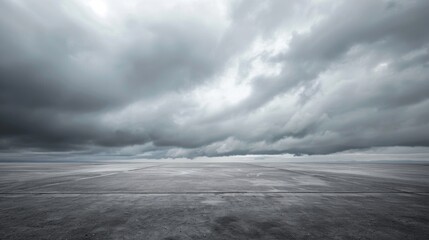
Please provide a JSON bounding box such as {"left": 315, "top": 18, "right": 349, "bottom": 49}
{"left": 1, "top": 0, "right": 429, "bottom": 160}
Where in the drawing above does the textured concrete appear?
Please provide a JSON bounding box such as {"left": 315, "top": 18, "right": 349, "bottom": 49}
{"left": 0, "top": 162, "right": 428, "bottom": 239}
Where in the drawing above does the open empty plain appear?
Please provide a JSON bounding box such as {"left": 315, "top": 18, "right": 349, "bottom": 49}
{"left": 0, "top": 161, "right": 428, "bottom": 239}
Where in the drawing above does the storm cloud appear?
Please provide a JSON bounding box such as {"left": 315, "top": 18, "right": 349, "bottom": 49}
{"left": 1, "top": 0, "right": 429, "bottom": 159}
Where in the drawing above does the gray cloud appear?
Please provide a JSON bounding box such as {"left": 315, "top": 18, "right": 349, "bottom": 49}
{"left": 0, "top": 0, "right": 428, "bottom": 160}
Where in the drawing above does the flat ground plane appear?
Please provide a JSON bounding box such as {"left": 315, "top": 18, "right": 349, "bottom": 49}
{"left": 0, "top": 161, "right": 428, "bottom": 239}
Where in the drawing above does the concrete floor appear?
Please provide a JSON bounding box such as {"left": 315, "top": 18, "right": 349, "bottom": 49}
{"left": 0, "top": 162, "right": 428, "bottom": 239}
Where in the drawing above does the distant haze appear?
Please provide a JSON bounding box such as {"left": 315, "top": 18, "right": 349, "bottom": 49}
{"left": 1, "top": 0, "right": 429, "bottom": 160}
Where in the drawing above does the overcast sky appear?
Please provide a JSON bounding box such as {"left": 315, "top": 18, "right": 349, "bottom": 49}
{"left": 1, "top": 0, "right": 429, "bottom": 160}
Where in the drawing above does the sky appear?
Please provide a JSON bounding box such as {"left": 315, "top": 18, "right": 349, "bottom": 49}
{"left": 0, "top": 0, "right": 429, "bottom": 161}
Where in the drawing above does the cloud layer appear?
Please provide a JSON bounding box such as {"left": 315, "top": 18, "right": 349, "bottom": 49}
{"left": 1, "top": 0, "right": 429, "bottom": 159}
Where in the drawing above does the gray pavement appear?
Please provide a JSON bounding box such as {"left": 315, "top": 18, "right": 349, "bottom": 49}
{"left": 0, "top": 162, "right": 428, "bottom": 239}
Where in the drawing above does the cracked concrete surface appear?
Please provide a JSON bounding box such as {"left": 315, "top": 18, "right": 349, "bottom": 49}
{"left": 0, "top": 162, "right": 428, "bottom": 239}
